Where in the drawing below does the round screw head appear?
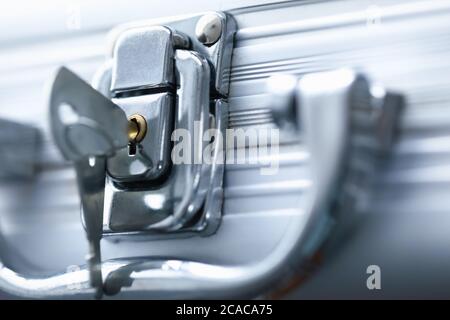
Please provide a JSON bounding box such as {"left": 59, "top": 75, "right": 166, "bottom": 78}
{"left": 195, "top": 13, "right": 222, "bottom": 46}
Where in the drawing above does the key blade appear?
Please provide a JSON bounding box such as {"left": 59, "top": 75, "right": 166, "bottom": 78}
{"left": 49, "top": 66, "right": 128, "bottom": 162}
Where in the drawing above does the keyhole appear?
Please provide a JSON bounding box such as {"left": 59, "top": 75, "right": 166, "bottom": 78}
{"left": 128, "top": 142, "right": 137, "bottom": 156}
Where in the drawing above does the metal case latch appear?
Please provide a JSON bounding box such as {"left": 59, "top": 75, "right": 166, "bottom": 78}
{"left": 100, "top": 13, "right": 235, "bottom": 236}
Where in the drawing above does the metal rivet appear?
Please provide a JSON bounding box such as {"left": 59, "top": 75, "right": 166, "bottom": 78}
{"left": 195, "top": 13, "right": 222, "bottom": 46}
{"left": 127, "top": 114, "right": 147, "bottom": 143}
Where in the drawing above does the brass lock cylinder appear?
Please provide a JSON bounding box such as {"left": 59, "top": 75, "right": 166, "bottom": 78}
{"left": 127, "top": 114, "right": 147, "bottom": 143}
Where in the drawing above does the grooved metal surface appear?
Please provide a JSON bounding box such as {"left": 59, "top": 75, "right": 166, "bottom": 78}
{"left": 1, "top": 0, "right": 450, "bottom": 298}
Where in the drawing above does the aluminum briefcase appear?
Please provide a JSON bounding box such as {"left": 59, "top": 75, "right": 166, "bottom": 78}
{"left": 0, "top": 0, "right": 449, "bottom": 299}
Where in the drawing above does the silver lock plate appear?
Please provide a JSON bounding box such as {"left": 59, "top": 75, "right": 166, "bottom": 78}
{"left": 111, "top": 26, "right": 183, "bottom": 92}
{"left": 107, "top": 93, "right": 174, "bottom": 182}
{"left": 94, "top": 12, "right": 235, "bottom": 237}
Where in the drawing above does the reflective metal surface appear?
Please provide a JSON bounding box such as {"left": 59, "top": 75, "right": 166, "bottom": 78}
{"left": 195, "top": 13, "right": 223, "bottom": 46}
{"left": 74, "top": 158, "right": 106, "bottom": 299}
{"left": 48, "top": 67, "right": 129, "bottom": 161}
{"left": 4, "top": 0, "right": 448, "bottom": 300}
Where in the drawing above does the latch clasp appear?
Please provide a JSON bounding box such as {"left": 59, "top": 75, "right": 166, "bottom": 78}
{"left": 96, "top": 13, "right": 234, "bottom": 235}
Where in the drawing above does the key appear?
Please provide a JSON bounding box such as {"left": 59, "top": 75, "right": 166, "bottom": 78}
{"left": 48, "top": 67, "right": 129, "bottom": 298}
